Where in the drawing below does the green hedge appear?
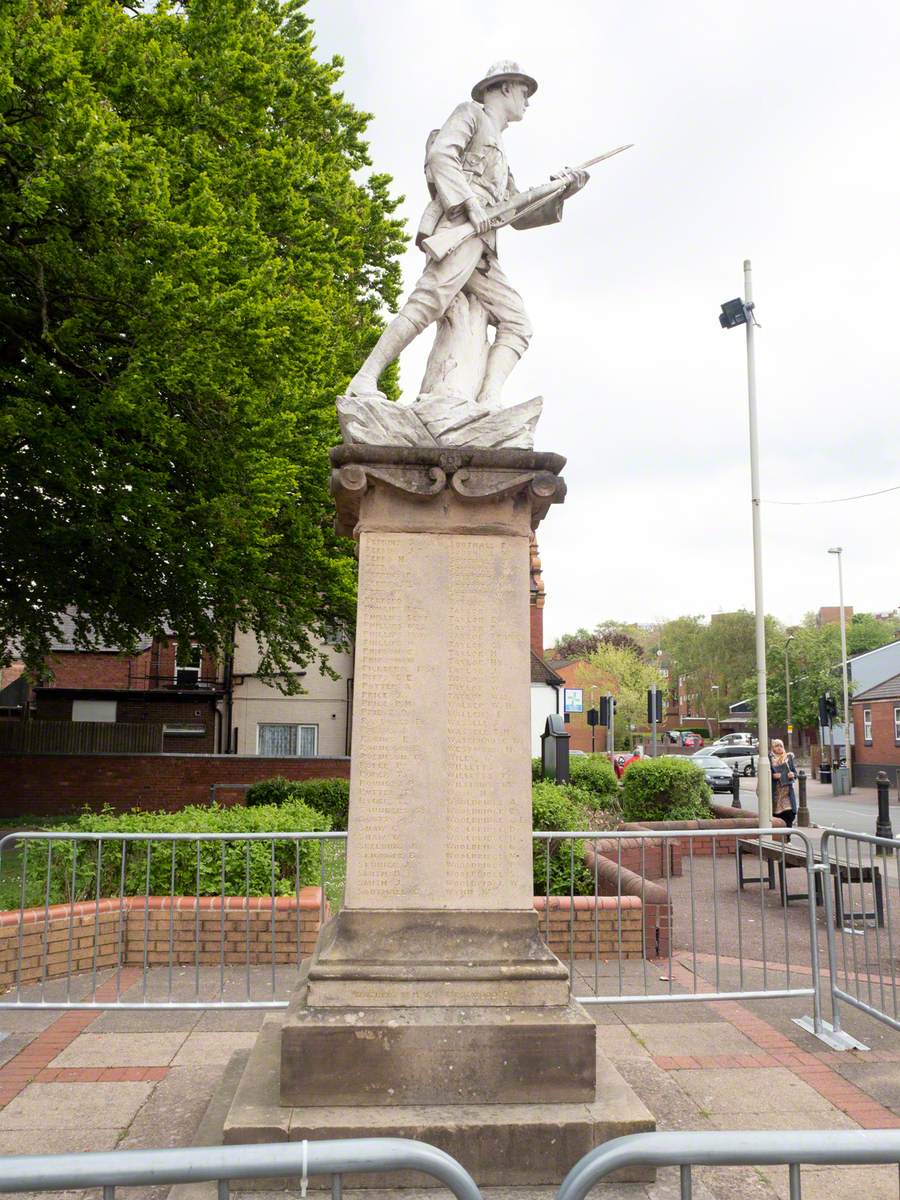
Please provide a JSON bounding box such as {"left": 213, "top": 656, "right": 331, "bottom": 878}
{"left": 10, "top": 801, "right": 331, "bottom": 909}
{"left": 531, "top": 780, "right": 594, "bottom": 896}
{"left": 621, "top": 757, "right": 713, "bottom": 822}
{"left": 246, "top": 776, "right": 349, "bottom": 831}
{"left": 569, "top": 754, "right": 618, "bottom": 803}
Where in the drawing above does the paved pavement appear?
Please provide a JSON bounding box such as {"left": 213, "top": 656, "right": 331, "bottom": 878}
{"left": 0, "top": 845, "right": 897, "bottom": 1199}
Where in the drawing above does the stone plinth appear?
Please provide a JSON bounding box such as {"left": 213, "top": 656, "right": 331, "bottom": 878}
{"left": 221, "top": 444, "right": 655, "bottom": 1183}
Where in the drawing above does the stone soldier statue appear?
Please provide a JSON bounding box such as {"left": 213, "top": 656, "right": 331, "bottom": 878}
{"left": 345, "top": 60, "right": 589, "bottom": 408}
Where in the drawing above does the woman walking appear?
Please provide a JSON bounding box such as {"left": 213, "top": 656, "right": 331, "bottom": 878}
{"left": 770, "top": 738, "right": 798, "bottom": 828}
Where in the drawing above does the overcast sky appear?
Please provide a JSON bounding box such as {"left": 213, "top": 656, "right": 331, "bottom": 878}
{"left": 307, "top": 0, "right": 899, "bottom": 642}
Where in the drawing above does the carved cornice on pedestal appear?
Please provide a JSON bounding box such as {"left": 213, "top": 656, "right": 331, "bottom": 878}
{"left": 330, "top": 445, "right": 566, "bottom": 537}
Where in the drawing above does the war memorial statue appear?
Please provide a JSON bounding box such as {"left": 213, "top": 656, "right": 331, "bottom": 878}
{"left": 221, "top": 61, "right": 652, "bottom": 1185}
{"left": 337, "top": 61, "right": 627, "bottom": 449}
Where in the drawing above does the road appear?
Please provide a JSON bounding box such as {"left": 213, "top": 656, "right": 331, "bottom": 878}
{"left": 736, "top": 775, "right": 900, "bottom": 837}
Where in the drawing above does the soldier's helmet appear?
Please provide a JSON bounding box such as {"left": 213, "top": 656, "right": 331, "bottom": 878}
{"left": 471, "top": 61, "right": 538, "bottom": 103}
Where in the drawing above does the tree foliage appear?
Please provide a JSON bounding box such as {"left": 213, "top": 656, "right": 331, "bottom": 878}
{"left": 0, "top": 0, "right": 406, "bottom": 682}
{"left": 578, "top": 642, "right": 664, "bottom": 749}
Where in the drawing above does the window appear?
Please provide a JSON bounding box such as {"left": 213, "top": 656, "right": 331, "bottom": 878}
{"left": 72, "top": 699, "right": 116, "bottom": 723}
{"left": 894, "top": 706, "right": 900, "bottom": 744}
{"left": 257, "top": 724, "right": 317, "bottom": 757}
{"left": 175, "top": 644, "right": 202, "bottom": 688}
{"left": 863, "top": 708, "right": 872, "bottom": 744}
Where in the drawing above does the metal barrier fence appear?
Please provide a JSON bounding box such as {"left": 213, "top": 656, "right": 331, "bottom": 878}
{"left": 535, "top": 827, "right": 824, "bottom": 1030}
{"left": 0, "top": 1136, "right": 483, "bottom": 1199}
{"left": 817, "top": 827, "right": 900, "bottom": 1047}
{"left": 5, "top": 824, "right": 893, "bottom": 1051}
{"left": 0, "top": 830, "right": 346, "bottom": 1009}
{"left": 556, "top": 1130, "right": 900, "bottom": 1200}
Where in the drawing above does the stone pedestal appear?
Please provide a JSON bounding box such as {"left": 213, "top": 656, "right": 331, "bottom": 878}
{"left": 221, "top": 444, "right": 654, "bottom": 1184}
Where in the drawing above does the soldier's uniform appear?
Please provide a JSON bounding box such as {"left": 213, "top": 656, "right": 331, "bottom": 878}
{"left": 400, "top": 98, "right": 565, "bottom": 358}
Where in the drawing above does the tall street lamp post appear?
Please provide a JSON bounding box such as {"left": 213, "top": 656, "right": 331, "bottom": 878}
{"left": 828, "top": 547, "right": 852, "bottom": 794}
{"left": 711, "top": 684, "right": 720, "bottom": 734}
{"left": 784, "top": 635, "right": 795, "bottom": 755}
{"left": 719, "top": 261, "right": 772, "bottom": 826}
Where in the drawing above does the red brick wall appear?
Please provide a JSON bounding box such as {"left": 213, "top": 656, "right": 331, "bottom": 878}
{"left": 45, "top": 652, "right": 137, "bottom": 690}
{"left": 0, "top": 753, "right": 351, "bottom": 818}
{"left": 0, "top": 889, "right": 326, "bottom": 991}
{"left": 533, "top": 895, "right": 654, "bottom": 959}
{"left": 854, "top": 699, "right": 900, "bottom": 767}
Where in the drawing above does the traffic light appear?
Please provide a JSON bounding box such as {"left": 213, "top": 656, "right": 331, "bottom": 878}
{"left": 598, "top": 696, "right": 609, "bottom": 725}
{"left": 586, "top": 707, "right": 599, "bottom": 727}
{"left": 819, "top": 692, "right": 838, "bottom": 726}
{"left": 647, "top": 689, "right": 663, "bottom": 723}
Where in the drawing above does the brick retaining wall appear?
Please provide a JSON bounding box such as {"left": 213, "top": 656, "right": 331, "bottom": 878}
{"left": 0, "top": 892, "right": 655, "bottom": 993}
{"left": 0, "top": 753, "right": 351, "bottom": 818}
{"left": 0, "top": 888, "right": 326, "bottom": 991}
{"left": 533, "top": 895, "right": 650, "bottom": 959}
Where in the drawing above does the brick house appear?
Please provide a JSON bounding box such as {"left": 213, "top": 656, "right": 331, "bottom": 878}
{"left": 852, "top": 673, "right": 900, "bottom": 788}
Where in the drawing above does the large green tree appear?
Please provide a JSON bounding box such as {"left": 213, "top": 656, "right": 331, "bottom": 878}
{"left": 1, "top": 0, "right": 405, "bottom": 684}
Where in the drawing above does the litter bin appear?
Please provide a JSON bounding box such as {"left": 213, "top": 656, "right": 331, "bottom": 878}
{"left": 831, "top": 766, "right": 849, "bottom": 795}
{"left": 819, "top": 766, "right": 832, "bottom": 784}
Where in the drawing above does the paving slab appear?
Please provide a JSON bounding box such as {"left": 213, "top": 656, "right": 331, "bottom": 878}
{"left": 670, "top": 1068, "right": 839, "bottom": 1116}
{"left": 49, "top": 1032, "right": 187, "bottom": 1067}
{"left": 119, "top": 1065, "right": 225, "bottom": 1152}
{"left": 0, "top": 1128, "right": 121, "bottom": 1155}
{"left": 613, "top": 1060, "right": 716, "bottom": 1133}
{"left": 0, "top": 1081, "right": 153, "bottom": 1131}
{"left": 172, "top": 1032, "right": 259, "bottom": 1066}
{"left": 90, "top": 1009, "right": 202, "bottom": 1034}
{"left": 708, "top": 1111, "right": 858, "bottom": 1131}
{"left": 759, "top": 1164, "right": 900, "bottom": 1199}
{"left": 0, "top": 1033, "right": 33, "bottom": 1069}
{"left": 193, "top": 1010, "right": 269, "bottom": 1032}
{"left": 602, "top": 1002, "right": 725, "bottom": 1025}
{"left": 830, "top": 1061, "right": 900, "bottom": 1111}
{"left": 628, "top": 1022, "right": 759, "bottom": 1056}
{"left": 593, "top": 1025, "right": 653, "bottom": 1060}
{"left": 0, "top": 1009, "right": 61, "bottom": 1033}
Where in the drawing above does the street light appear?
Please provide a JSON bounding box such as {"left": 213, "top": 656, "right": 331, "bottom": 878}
{"left": 711, "top": 684, "right": 720, "bottom": 732}
{"left": 719, "top": 260, "right": 772, "bottom": 826}
{"left": 828, "top": 547, "right": 852, "bottom": 794}
{"left": 784, "top": 634, "right": 795, "bottom": 755}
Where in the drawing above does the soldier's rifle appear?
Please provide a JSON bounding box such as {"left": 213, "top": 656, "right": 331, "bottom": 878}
{"left": 422, "top": 143, "right": 633, "bottom": 262}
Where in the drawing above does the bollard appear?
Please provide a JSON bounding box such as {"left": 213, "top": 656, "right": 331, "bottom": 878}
{"left": 796, "top": 769, "right": 810, "bottom": 828}
{"left": 875, "top": 770, "right": 895, "bottom": 851}
{"left": 731, "top": 764, "right": 742, "bottom": 808}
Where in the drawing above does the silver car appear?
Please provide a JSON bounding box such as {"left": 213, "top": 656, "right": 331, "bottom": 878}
{"left": 698, "top": 744, "right": 759, "bottom": 777}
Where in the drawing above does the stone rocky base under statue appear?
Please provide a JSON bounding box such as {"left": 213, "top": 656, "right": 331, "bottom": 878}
{"left": 218, "top": 1018, "right": 653, "bottom": 1188}
{"left": 210, "top": 908, "right": 654, "bottom": 1187}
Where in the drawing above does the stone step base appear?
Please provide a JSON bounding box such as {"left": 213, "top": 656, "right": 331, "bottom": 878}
{"left": 220, "top": 1017, "right": 655, "bottom": 1188}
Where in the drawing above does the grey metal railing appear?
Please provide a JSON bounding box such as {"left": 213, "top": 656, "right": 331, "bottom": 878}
{"left": 815, "top": 826, "right": 900, "bottom": 1048}
{"left": 0, "top": 830, "right": 346, "bottom": 1010}
{"left": 557, "top": 1130, "right": 900, "bottom": 1200}
{"left": 0, "top": 1136, "right": 483, "bottom": 1199}
{"left": 534, "top": 826, "right": 825, "bottom": 1029}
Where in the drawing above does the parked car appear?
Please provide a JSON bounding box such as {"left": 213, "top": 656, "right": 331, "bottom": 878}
{"left": 700, "top": 745, "right": 759, "bottom": 777}
{"left": 662, "top": 731, "right": 705, "bottom": 748}
{"left": 688, "top": 754, "right": 735, "bottom": 793}
{"left": 714, "top": 732, "right": 758, "bottom": 748}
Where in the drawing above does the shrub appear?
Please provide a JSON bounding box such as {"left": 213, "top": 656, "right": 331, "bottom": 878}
{"left": 568, "top": 754, "right": 618, "bottom": 804}
{"left": 621, "top": 757, "right": 713, "bottom": 823}
{"left": 531, "top": 757, "right": 543, "bottom": 782}
{"left": 12, "top": 801, "right": 331, "bottom": 909}
{"left": 288, "top": 779, "right": 349, "bottom": 831}
{"left": 245, "top": 777, "right": 297, "bottom": 807}
{"left": 246, "top": 776, "right": 350, "bottom": 830}
{"left": 531, "top": 780, "right": 594, "bottom": 896}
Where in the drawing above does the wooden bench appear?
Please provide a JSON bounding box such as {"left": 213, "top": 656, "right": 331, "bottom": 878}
{"left": 737, "top": 837, "right": 885, "bottom": 926}
{"left": 737, "top": 838, "right": 822, "bottom": 906}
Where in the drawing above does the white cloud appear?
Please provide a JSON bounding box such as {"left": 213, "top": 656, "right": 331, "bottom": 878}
{"left": 308, "top": 0, "right": 900, "bottom": 636}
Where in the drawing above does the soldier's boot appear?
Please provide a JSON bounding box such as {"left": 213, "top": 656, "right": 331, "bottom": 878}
{"left": 345, "top": 315, "right": 418, "bottom": 398}
{"left": 476, "top": 344, "right": 521, "bottom": 407}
